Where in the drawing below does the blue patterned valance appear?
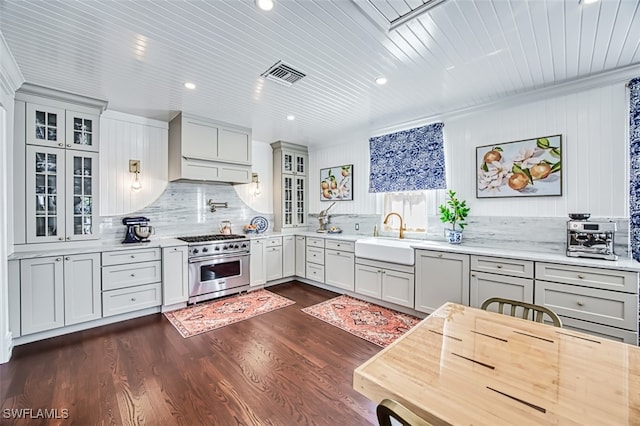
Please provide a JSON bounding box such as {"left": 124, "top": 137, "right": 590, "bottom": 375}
{"left": 368, "top": 123, "right": 446, "bottom": 193}
{"left": 629, "top": 77, "right": 640, "bottom": 261}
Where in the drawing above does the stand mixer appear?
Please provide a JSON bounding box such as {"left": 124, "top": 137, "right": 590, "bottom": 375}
{"left": 317, "top": 202, "right": 336, "bottom": 233}
{"left": 122, "top": 216, "right": 153, "bottom": 243}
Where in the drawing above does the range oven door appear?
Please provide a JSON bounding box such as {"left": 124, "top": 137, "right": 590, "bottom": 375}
{"left": 188, "top": 253, "right": 250, "bottom": 303}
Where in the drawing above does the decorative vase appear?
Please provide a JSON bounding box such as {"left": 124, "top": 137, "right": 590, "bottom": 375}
{"left": 444, "top": 228, "right": 463, "bottom": 244}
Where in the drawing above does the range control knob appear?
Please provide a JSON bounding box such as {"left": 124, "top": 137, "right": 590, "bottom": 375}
{"left": 241, "top": 243, "right": 247, "bottom": 248}
{"left": 192, "top": 248, "right": 200, "bottom": 254}
{"left": 223, "top": 245, "right": 228, "bottom": 250}
{"left": 202, "top": 247, "right": 209, "bottom": 253}
{"left": 214, "top": 246, "right": 220, "bottom": 251}
{"left": 233, "top": 244, "right": 239, "bottom": 249}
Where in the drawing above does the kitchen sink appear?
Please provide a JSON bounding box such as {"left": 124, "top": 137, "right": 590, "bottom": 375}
{"left": 354, "top": 237, "right": 416, "bottom": 265}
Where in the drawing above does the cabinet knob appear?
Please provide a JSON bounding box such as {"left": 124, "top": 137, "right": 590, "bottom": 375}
{"left": 174, "top": 248, "right": 178, "bottom": 251}
{"left": 58, "top": 237, "right": 64, "bottom": 240}
{"left": 66, "top": 144, "right": 72, "bottom": 147}
{"left": 577, "top": 274, "right": 585, "bottom": 279}
{"left": 496, "top": 265, "right": 503, "bottom": 269}
{"left": 438, "top": 254, "right": 443, "bottom": 258}
{"left": 66, "top": 236, "right": 71, "bottom": 240}
{"left": 58, "top": 143, "right": 63, "bottom": 147}
{"left": 131, "top": 255, "right": 135, "bottom": 258}
{"left": 577, "top": 300, "right": 585, "bottom": 306}
{"left": 130, "top": 297, "right": 137, "bottom": 302}
{"left": 130, "top": 273, "right": 135, "bottom": 277}
{"left": 65, "top": 257, "right": 70, "bottom": 260}
{"left": 471, "top": 273, "right": 476, "bottom": 277}
{"left": 56, "top": 257, "right": 61, "bottom": 261}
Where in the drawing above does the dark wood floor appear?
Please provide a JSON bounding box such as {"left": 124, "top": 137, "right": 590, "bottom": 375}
{"left": 0, "top": 282, "right": 381, "bottom": 425}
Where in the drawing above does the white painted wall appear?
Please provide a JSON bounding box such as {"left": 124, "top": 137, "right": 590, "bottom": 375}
{"left": 309, "top": 81, "right": 629, "bottom": 220}
{"left": 233, "top": 140, "right": 273, "bottom": 214}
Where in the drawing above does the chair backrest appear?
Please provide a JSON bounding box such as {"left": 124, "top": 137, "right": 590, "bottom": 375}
{"left": 376, "top": 399, "right": 433, "bottom": 426}
{"left": 480, "top": 297, "right": 563, "bottom": 328}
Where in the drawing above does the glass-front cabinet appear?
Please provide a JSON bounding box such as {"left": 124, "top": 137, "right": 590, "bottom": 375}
{"left": 282, "top": 150, "right": 307, "bottom": 176}
{"left": 25, "top": 146, "right": 98, "bottom": 243}
{"left": 26, "top": 103, "right": 99, "bottom": 152}
{"left": 272, "top": 141, "right": 308, "bottom": 231}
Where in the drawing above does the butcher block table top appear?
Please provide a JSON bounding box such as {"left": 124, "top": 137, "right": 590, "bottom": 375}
{"left": 353, "top": 302, "right": 640, "bottom": 425}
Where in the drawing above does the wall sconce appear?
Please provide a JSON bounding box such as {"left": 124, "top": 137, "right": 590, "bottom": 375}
{"left": 252, "top": 173, "right": 262, "bottom": 197}
{"left": 129, "top": 159, "right": 142, "bottom": 191}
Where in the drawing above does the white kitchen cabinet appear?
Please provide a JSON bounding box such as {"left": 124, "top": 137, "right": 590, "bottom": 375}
{"left": 415, "top": 250, "right": 469, "bottom": 314}
{"left": 355, "top": 258, "right": 415, "bottom": 308}
{"left": 250, "top": 238, "right": 266, "bottom": 286}
{"left": 20, "top": 253, "right": 101, "bottom": 335}
{"left": 283, "top": 235, "right": 295, "bottom": 278}
{"left": 305, "top": 236, "right": 325, "bottom": 282}
{"left": 162, "top": 245, "right": 189, "bottom": 306}
{"left": 325, "top": 238, "right": 355, "bottom": 291}
{"left": 266, "top": 241, "right": 284, "bottom": 282}
{"left": 272, "top": 141, "right": 308, "bottom": 231}
{"left": 469, "top": 256, "right": 534, "bottom": 308}
{"left": 101, "top": 248, "right": 162, "bottom": 317}
{"left": 295, "top": 235, "right": 306, "bottom": 277}
{"left": 15, "top": 87, "right": 105, "bottom": 246}
{"left": 168, "top": 112, "right": 252, "bottom": 183}
{"left": 534, "top": 262, "right": 638, "bottom": 343}
{"left": 26, "top": 103, "right": 99, "bottom": 152}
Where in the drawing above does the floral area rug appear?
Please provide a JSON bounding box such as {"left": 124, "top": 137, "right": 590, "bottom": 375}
{"left": 301, "top": 295, "right": 420, "bottom": 347}
{"left": 164, "top": 289, "right": 295, "bottom": 338}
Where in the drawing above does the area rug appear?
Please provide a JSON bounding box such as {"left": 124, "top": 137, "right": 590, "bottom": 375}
{"left": 301, "top": 295, "right": 420, "bottom": 347}
{"left": 164, "top": 289, "right": 295, "bottom": 338}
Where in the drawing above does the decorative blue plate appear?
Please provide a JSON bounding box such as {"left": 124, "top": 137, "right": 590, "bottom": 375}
{"left": 250, "top": 216, "right": 269, "bottom": 233}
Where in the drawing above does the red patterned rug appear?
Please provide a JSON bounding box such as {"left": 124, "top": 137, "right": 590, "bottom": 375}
{"left": 164, "top": 289, "right": 295, "bottom": 338}
{"left": 301, "top": 295, "right": 421, "bottom": 347}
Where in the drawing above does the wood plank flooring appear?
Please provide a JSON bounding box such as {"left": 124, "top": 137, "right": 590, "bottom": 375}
{"left": 0, "top": 282, "right": 381, "bottom": 425}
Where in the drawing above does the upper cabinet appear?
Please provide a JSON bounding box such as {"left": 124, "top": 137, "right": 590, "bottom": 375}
{"left": 168, "top": 113, "right": 252, "bottom": 183}
{"left": 14, "top": 84, "right": 107, "bottom": 245}
{"left": 271, "top": 141, "right": 308, "bottom": 231}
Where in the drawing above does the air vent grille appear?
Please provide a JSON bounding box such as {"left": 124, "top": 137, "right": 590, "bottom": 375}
{"left": 260, "top": 61, "right": 306, "bottom": 87}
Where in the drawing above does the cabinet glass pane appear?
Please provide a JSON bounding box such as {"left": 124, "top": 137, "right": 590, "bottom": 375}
{"left": 284, "top": 153, "right": 293, "bottom": 172}
{"left": 297, "top": 178, "right": 305, "bottom": 225}
{"left": 296, "top": 156, "right": 305, "bottom": 174}
{"left": 284, "top": 176, "right": 293, "bottom": 225}
{"left": 72, "top": 153, "right": 94, "bottom": 236}
{"left": 34, "top": 110, "right": 58, "bottom": 142}
{"left": 47, "top": 113, "right": 57, "bottom": 127}
{"left": 83, "top": 157, "right": 92, "bottom": 175}
{"left": 33, "top": 151, "right": 59, "bottom": 237}
{"left": 73, "top": 117, "right": 94, "bottom": 146}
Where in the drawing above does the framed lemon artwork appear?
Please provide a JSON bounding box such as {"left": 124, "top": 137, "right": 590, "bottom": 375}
{"left": 476, "top": 134, "right": 562, "bottom": 198}
{"left": 320, "top": 164, "right": 353, "bottom": 201}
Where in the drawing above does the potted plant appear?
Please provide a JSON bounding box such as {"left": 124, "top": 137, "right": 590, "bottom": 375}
{"left": 439, "top": 190, "right": 470, "bottom": 244}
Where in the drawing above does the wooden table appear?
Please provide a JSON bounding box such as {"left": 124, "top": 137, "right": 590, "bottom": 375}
{"left": 353, "top": 302, "right": 640, "bottom": 425}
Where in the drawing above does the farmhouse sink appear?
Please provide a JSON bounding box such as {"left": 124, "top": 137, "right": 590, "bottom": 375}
{"left": 354, "top": 237, "right": 416, "bottom": 265}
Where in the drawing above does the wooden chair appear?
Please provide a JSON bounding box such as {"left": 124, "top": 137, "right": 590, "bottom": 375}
{"left": 376, "top": 399, "right": 432, "bottom": 426}
{"left": 480, "top": 297, "right": 563, "bottom": 328}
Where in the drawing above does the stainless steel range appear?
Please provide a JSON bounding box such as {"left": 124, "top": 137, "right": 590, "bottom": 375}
{"left": 176, "top": 234, "right": 251, "bottom": 304}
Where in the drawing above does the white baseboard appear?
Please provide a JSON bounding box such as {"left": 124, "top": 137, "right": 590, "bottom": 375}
{"left": 0, "top": 331, "right": 13, "bottom": 364}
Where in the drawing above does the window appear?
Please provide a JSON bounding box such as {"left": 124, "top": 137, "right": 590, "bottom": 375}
{"left": 382, "top": 190, "right": 443, "bottom": 233}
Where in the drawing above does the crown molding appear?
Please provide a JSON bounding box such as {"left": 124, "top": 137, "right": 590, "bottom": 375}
{"left": 0, "top": 32, "right": 24, "bottom": 98}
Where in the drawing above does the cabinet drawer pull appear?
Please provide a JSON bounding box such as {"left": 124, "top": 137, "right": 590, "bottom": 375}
{"left": 131, "top": 255, "right": 135, "bottom": 258}
{"left": 577, "top": 274, "right": 585, "bottom": 279}
{"left": 438, "top": 254, "right": 443, "bottom": 258}
{"left": 130, "top": 273, "right": 135, "bottom": 277}
{"left": 130, "top": 297, "right": 137, "bottom": 302}
{"left": 577, "top": 300, "right": 585, "bottom": 306}
{"left": 496, "top": 265, "right": 503, "bottom": 269}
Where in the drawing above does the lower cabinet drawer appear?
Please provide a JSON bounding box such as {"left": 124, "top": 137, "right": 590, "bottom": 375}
{"left": 535, "top": 262, "right": 638, "bottom": 293}
{"left": 306, "top": 247, "right": 324, "bottom": 264}
{"left": 102, "top": 261, "right": 162, "bottom": 290}
{"left": 306, "top": 263, "right": 325, "bottom": 283}
{"left": 535, "top": 280, "right": 638, "bottom": 331}
{"left": 102, "top": 248, "right": 161, "bottom": 266}
{"left": 102, "top": 283, "right": 162, "bottom": 317}
{"left": 559, "top": 317, "right": 638, "bottom": 345}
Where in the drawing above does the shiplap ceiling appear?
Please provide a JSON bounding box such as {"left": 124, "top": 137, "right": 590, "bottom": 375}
{"left": 1, "top": 0, "right": 639, "bottom": 146}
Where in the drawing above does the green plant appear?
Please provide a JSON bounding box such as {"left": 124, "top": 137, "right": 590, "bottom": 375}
{"left": 439, "top": 190, "right": 470, "bottom": 231}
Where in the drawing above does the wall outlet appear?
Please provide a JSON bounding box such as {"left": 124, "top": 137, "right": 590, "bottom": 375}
{"left": 355, "top": 223, "right": 359, "bottom": 230}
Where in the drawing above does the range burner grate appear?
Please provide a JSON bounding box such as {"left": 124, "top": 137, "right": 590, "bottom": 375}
{"left": 177, "top": 234, "right": 247, "bottom": 243}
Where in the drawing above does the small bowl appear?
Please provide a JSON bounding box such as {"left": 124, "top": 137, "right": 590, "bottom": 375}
{"left": 244, "top": 229, "right": 257, "bottom": 234}
{"left": 568, "top": 213, "right": 590, "bottom": 220}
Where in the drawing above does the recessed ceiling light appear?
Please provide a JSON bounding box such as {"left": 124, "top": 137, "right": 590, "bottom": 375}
{"left": 184, "top": 82, "right": 196, "bottom": 90}
{"left": 375, "top": 77, "right": 388, "bottom": 85}
{"left": 287, "top": 115, "right": 295, "bottom": 121}
{"left": 578, "top": 0, "right": 598, "bottom": 4}
{"left": 256, "top": 0, "right": 274, "bottom": 11}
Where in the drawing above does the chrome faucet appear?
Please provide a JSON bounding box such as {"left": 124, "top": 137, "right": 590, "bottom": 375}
{"left": 383, "top": 212, "right": 406, "bottom": 239}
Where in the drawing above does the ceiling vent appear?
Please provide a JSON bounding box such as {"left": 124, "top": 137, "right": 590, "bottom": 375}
{"left": 260, "top": 61, "right": 306, "bottom": 87}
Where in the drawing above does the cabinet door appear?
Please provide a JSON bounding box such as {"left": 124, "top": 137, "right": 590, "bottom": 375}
{"left": 295, "top": 152, "right": 307, "bottom": 176}
{"left": 355, "top": 263, "right": 382, "bottom": 299}
{"left": 66, "top": 110, "right": 99, "bottom": 152}
{"left": 162, "top": 246, "right": 189, "bottom": 305}
{"left": 282, "top": 151, "right": 295, "bottom": 174}
{"left": 266, "top": 246, "right": 283, "bottom": 281}
{"left": 295, "top": 176, "right": 306, "bottom": 227}
{"left": 219, "top": 127, "right": 251, "bottom": 164}
{"left": 64, "top": 253, "right": 102, "bottom": 325}
{"left": 283, "top": 236, "right": 295, "bottom": 277}
{"left": 382, "top": 269, "right": 414, "bottom": 308}
{"left": 415, "top": 250, "right": 470, "bottom": 314}
{"left": 26, "top": 146, "right": 66, "bottom": 243}
{"left": 469, "top": 272, "right": 533, "bottom": 308}
{"left": 250, "top": 239, "right": 266, "bottom": 286}
{"left": 181, "top": 116, "right": 219, "bottom": 161}
{"left": 282, "top": 175, "right": 294, "bottom": 227}
{"left": 66, "top": 150, "right": 99, "bottom": 240}
{"left": 295, "top": 236, "right": 306, "bottom": 277}
{"left": 325, "top": 249, "right": 355, "bottom": 291}
{"left": 21, "top": 256, "right": 64, "bottom": 334}
{"left": 26, "top": 103, "right": 66, "bottom": 147}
